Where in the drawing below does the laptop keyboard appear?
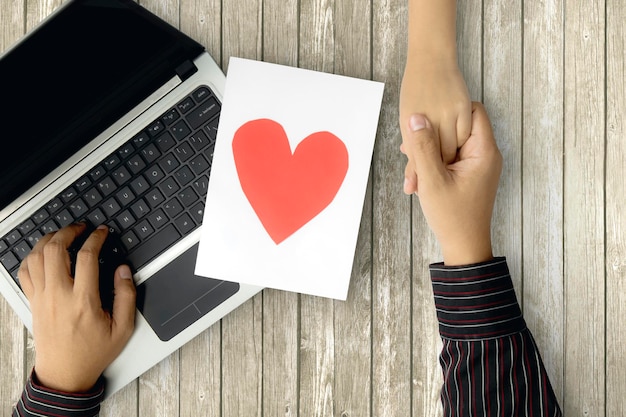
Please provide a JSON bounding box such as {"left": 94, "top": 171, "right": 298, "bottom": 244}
{"left": 0, "top": 86, "right": 220, "bottom": 286}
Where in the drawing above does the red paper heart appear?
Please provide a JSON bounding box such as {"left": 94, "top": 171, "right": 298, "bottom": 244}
{"left": 232, "top": 118, "right": 349, "bottom": 244}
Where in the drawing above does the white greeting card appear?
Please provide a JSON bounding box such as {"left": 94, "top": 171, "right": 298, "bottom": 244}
{"left": 195, "top": 57, "right": 384, "bottom": 300}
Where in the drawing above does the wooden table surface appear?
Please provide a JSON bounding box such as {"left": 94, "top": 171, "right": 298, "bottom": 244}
{"left": 1, "top": 0, "right": 625, "bottom": 416}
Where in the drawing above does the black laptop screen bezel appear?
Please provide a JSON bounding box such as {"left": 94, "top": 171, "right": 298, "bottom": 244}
{"left": 0, "top": 0, "right": 204, "bottom": 211}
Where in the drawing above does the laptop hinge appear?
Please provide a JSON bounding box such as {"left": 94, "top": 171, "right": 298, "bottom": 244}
{"left": 175, "top": 60, "right": 198, "bottom": 81}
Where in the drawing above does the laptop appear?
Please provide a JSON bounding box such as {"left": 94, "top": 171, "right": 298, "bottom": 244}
{"left": 0, "top": 0, "right": 261, "bottom": 396}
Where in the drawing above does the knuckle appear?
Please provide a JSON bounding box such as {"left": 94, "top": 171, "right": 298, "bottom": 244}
{"left": 77, "top": 246, "right": 99, "bottom": 264}
{"left": 43, "top": 240, "right": 66, "bottom": 258}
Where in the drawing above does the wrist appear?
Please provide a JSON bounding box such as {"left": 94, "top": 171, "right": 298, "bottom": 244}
{"left": 440, "top": 237, "right": 494, "bottom": 266}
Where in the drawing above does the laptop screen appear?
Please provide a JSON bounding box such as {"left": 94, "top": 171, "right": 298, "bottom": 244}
{"left": 0, "top": 0, "right": 204, "bottom": 211}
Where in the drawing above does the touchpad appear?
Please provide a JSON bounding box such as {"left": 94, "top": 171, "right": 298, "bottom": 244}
{"left": 136, "top": 243, "right": 239, "bottom": 341}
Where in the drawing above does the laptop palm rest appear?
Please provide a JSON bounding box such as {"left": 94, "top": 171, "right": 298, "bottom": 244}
{"left": 136, "top": 243, "right": 239, "bottom": 341}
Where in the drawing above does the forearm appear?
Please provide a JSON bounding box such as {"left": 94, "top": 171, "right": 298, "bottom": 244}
{"left": 430, "top": 258, "right": 562, "bottom": 416}
{"left": 13, "top": 370, "right": 104, "bottom": 417}
{"left": 407, "top": 0, "right": 458, "bottom": 64}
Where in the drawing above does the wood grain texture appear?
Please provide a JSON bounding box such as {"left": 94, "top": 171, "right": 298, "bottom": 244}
{"left": 606, "top": 0, "right": 626, "bottom": 414}
{"left": 372, "top": 0, "right": 412, "bottom": 416}
{"left": 483, "top": 0, "right": 522, "bottom": 294}
{"left": 260, "top": 3, "right": 300, "bottom": 416}
{"left": 522, "top": 0, "right": 565, "bottom": 403}
{"left": 297, "top": 2, "right": 337, "bottom": 416}
{"left": 563, "top": 0, "right": 606, "bottom": 415}
{"left": 0, "top": 5, "right": 26, "bottom": 416}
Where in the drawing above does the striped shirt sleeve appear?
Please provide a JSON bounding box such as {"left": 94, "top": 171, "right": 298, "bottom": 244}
{"left": 430, "top": 257, "right": 562, "bottom": 417}
{"left": 13, "top": 370, "right": 104, "bottom": 417}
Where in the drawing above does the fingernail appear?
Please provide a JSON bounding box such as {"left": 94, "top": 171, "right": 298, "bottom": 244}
{"left": 97, "top": 224, "right": 108, "bottom": 230}
{"left": 119, "top": 265, "right": 133, "bottom": 280}
{"left": 410, "top": 114, "right": 428, "bottom": 132}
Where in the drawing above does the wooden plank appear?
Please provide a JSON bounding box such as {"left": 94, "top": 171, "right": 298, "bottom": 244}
{"left": 177, "top": 1, "right": 222, "bottom": 416}
{"left": 484, "top": 0, "right": 522, "bottom": 294}
{"left": 331, "top": 2, "right": 373, "bottom": 417}
{"left": 260, "top": 4, "right": 300, "bottom": 417}
{"left": 219, "top": 3, "right": 264, "bottom": 416}
{"left": 26, "top": 0, "right": 63, "bottom": 31}
{"left": 606, "top": 0, "right": 626, "bottom": 414}
{"left": 522, "top": 0, "right": 565, "bottom": 403}
{"left": 371, "top": 1, "right": 412, "bottom": 416}
{"left": 134, "top": 1, "right": 182, "bottom": 415}
{"left": 297, "top": 2, "right": 336, "bottom": 416}
{"left": 563, "top": 0, "right": 606, "bottom": 415}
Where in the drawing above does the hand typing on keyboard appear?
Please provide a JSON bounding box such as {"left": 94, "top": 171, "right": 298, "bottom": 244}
{"left": 17, "top": 223, "right": 136, "bottom": 393}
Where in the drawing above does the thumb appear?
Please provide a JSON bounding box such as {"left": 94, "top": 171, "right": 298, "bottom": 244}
{"left": 404, "top": 114, "right": 447, "bottom": 189}
{"left": 111, "top": 264, "right": 136, "bottom": 342}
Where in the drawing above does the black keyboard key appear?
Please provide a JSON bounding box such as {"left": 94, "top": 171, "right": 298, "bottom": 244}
{"left": 192, "top": 86, "right": 211, "bottom": 103}
{"left": 87, "top": 208, "right": 107, "bottom": 225}
{"left": 174, "top": 213, "right": 195, "bottom": 235}
{"left": 1, "top": 252, "right": 19, "bottom": 271}
{"left": 127, "top": 154, "right": 146, "bottom": 174}
{"left": 159, "top": 177, "right": 180, "bottom": 198}
{"left": 83, "top": 188, "right": 103, "bottom": 207}
{"left": 205, "top": 116, "right": 219, "bottom": 141}
{"left": 130, "top": 199, "right": 150, "bottom": 218}
{"left": 141, "top": 144, "right": 161, "bottom": 164}
{"left": 133, "top": 132, "right": 150, "bottom": 148}
{"left": 121, "top": 230, "right": 140, "bottom": 250}
{"left": 177, "top": 187, "right": 199, "bottom": 206}
{"left": 134, "top": 220, "right": 155, "bottom": 240}
{"left": 147, "top": 120, "right": 165, "bottom": 137}
{"left": 174, "top": 142, "right": 194, "bottom": 162}
{"left": 0, "top": 239, "right": 7, "bottom": 253}
{"left": 177, "top": 97, "right": 195, "bottom": 114}
{"left": 190, "top": 202, "right": 205, "bottom": 224}
{"left": 116, "top": 210, "right": 136, "bottom": 230}
{"left": 18, "top": 220, "right": 36, "bottom": 234}
{"left": 103, "top": 154, "right": 121, "bottom": 170}
{"left": 161, "top": 109, "right": 180, "bottom": 126}
{"left": 89, "top": 165, "right": 106, "bottom": 181}
{"left": 97, "top": 177, "right": 117, "bottom": 197}
{"left": 164, "top": 198, "right": 183, "bottom": 218}
{"left": 170, "top": 120, "right": 191, "bottom": 141}
{"left": 61, "top": 187, "right": 78, "bottom": 203}
{"left": 111, "top": 166, "right": 131, "bottom": 185}
{"left": 127, "top": 224, "right": 181, "bottom": 269}
{"left": 116, "top": 187, "right": 135, "bottom": 206}
{"left": 75, "top": 177, "right": 92, "bottom": 192}
{"left": 155, "top": 132, "right": 176, "bottom": 152}
{"left": 192, "top": 176, "right": 209, "bottom": 196}
{"left": 13, "top": 241, "right": 31, "bottom": 261}
{"left": 145, "top": 189, "right": 165, "bottom": 208}
{"left": 54, "top": 209, "right": 74, "bottom": 227}
{"left": 118, "top": 143, "right": 135, "bottom": 159}
{"left": 47, "top": 198, "right": 63, "bottom": 213}
{"left": 176, "top": 166, "right": 195, "bottom": 186}
{"left": 5, "top": 230, "right": 21, "bottom": 245}
{"left": 102, "top": 198, "right": 122, "bottom": 217}
{"left": 146, "top": 165, "right": 165, "bottom": 185}
{"left": 147, "top": 209, "right": 168, "bottom": 229}
{"left": 26, "top": 230, "right": 43, "bottom": 247}
{"left": 41, "top": 220, "right": 59, "bottom": 234}
{"left": 189, "top": 154, "right": 210, "bottom": 176}
{"left": 32, "top": 208, "right": 49, "bottom": 224}
{"left": 130, "top": 175, "right": 149, "bottom": 196}
{"left": 189, "top": 130, "right": 210, "bottom": 151}
{"left": 188, "top": 97, "right": 220, "bottom": 130}
{"left": 159, "top": 153, "right": 180, "bottom": 174}
{"left": 68, "top": 199, "right": 89, "bottom": 218}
